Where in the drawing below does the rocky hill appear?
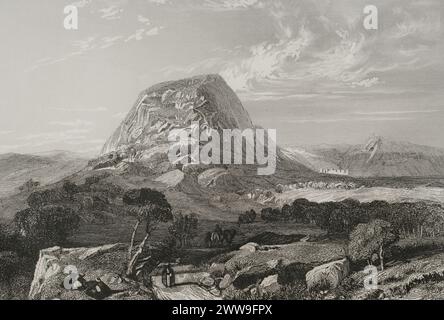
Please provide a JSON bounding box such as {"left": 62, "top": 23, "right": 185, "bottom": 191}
{"left": 94, "top": 74, "right": 314, "bottom": 193}
{"left": 101, "top": 74, "right": 253, "bottom": 157}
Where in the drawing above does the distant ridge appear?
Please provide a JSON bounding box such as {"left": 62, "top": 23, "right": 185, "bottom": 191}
{"left": 286, "top": 136, "right": 444, "bottom": 178}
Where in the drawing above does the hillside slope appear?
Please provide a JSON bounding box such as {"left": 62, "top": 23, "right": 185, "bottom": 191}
{"left": 0, "top": 151, "right": 88, "bottom": 198}
{"left": 287, "top": 137, "right": 444, "bottom": 178}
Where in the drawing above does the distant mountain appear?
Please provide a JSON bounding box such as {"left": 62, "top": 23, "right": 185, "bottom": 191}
{"left": 0, "top": 151, "right": 88, "bottom": 198}
{"left": 286, "top": 136, "right": 444, "bottom": 177}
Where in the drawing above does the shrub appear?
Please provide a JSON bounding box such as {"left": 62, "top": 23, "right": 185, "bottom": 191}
{"left": 168, "top": 212, "right": 199, "bottom": 248}
{"left": 260, "top": 208, "right": 282, "bottom": 222}
{"left": 348, "top": 219, "right": 399, "bottom": 270}
{"left": 14, "top": 205, "right": 80, "bottom": 250}
{"left": 238, "top": 210, "right": 256, "bottom": 224}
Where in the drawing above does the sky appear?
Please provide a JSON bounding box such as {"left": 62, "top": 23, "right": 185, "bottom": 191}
{"left": 0, "top": 0, "right": 443, "bottom": 156}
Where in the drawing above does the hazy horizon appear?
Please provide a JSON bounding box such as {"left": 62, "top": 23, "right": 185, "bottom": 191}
{"left": 0, "top": 0, "right": 443, "bottom": 156}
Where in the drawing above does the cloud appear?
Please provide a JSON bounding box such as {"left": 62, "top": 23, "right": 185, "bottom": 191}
{"left": 353, "top": 110, "right": 440, "bottom": 116}
{"left": 125, "top": 26, "right": 164, "bottom": 42}
{"left": 137, "top": 15, "right": 151, "bottom": 25}
{"left": 99, "top": 5, "right": 123, "bottom": 20}
{"left": 287, "top": 117, "right": 413, "bottom": 124}
{"left": 204, "top": 0, "right": 261, "bottom": 10}
{"left": 350, "top": 77, "right": 381, "bottom": 88}
{"left": 112, "top": 112, "right": 127, "bottom": 119}
{"left": 49, "top": 106, "right": 108, "bottom": 112}
{"left": 221, "top": 26, "right": 313, "bottom": 91}
{"left": 148, "top": 0, "right": 170, "bottom": 4}
{"left": 189, "top": 0, "right": 443, "bottom": 99}
{"left": 0, "top": 130, "right": 14, "bottom": 135}
{"left": 70, "top": 0, "right": 91, "bottom": 8}
{"left": 72, "top": 36, "right": 97, "bottom": 52}
{"left": 26, "top": 4, "right": 163, "bottom": 72}
{"left": 49, "top": 120, "right": 93, "bottom": 128}
{"left": 100, "top": 36, "right": 124, "bottom": 49}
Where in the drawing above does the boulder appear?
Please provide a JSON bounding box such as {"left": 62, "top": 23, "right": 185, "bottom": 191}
{"left": 219, "top": 274, "right": 232, "bottom": 290}
{"left": 29, "top": 244, "right": 147, "bottom": 300}
{"left": 209, "top": 263, "right": 225, "bottom": 277}
{"left": 232, "top": 264, "right": 275, "bottom": 290}
{"left": 306, "top": 258, "right": 350, "bottom": 292}
{"left": 259, "top": 274, "right": 281, "bottom": 294}
{"left": 266, "top": 259, "right": 281, "bottom": 269}
{"left": 239, "top": 242, "right": 259, "bottom": 253}
{"left": 200, "top": 276, "right": 216, "bottom": 288}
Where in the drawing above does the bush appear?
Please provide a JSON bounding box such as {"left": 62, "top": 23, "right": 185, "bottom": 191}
{"left": 168, "top": 212, "right": 199, "bottom": 248}
{"left": 14, "top": 205, "right": 80, "bottom": 251}
{"left": 238, "top": 210, "right": 256, "bottom": 224}
{"left": 260, "top": 208, "right": 282, "bottom": 222}
{"left": 255, "top": 198, "right": 444, "bottom": 238}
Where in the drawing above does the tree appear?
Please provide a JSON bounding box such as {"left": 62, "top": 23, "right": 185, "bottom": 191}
{"left": 348, "top": 219, "right": 399, "bottom": 270}
{"left": 238, "top": 210, "right": 256, "bottom": 224}
{"left": 123, "top": 188, "right": 173, "bottom": 277}
{"left": 63, "top": 181, "right": 80, "bottom": 199}
{"left": 14, "top": 205, "right": 80, "bottom": 250}
{"left": 290, "top": 199, "right": 311, "bottom": 223}
{"left": 260, "top": 207, "right": 282, "bottom": 222}
{"left": 27, "top": 189, "right": 64, "bottom": 208}
{"left": 168, "top": 212, "right": 199, "bottom": 248}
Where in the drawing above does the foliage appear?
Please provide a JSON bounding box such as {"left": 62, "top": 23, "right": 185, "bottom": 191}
{"left": 62, "top": 181, "right": 80, "bottom": 198}
{"left": 14, "top": 205, "right": 80, "bottom": 250}
{"left": 260, "top": 207, "right": 283, "bottom": 222}
{"left": 257, "top": 198, "right": 444, "bottom": 238}
{"left": 348, "top": 219, "right": 399, "bottom": 270}
{"left": 26, "top": 189, "right": 65, "bottom": 208}
{"left": 238, "top": 210, "right": 256, "bottom": 224}
{"left": 168, "top": 212, "right": 199, "bottom": 248}
{"left": 122, "top": 188, "right": 173, "bottom": 277}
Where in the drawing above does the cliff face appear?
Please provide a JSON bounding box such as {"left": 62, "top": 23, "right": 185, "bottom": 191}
{"left": 101, "top": 74, "right": 254, "bottom": 156}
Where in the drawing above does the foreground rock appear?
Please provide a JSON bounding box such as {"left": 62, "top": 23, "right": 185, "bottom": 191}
{"left": 225, "top": 242, "right": 345, "bottom": 275}
{"left": 306, "top": 258, "right": 350, "bottom": 292}
{"left": 259, "top": 274, "right": 281, "bottom": 295}
{"left": 29, "top": 244, "right": 152, "bottom": 300}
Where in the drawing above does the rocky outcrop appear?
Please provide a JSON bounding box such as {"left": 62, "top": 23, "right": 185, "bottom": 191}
{"left": 101, "top": 74, "right": 253, "bottom": 161}
{"left": 29, "top": 244, "right": 150, "bottom": 300}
